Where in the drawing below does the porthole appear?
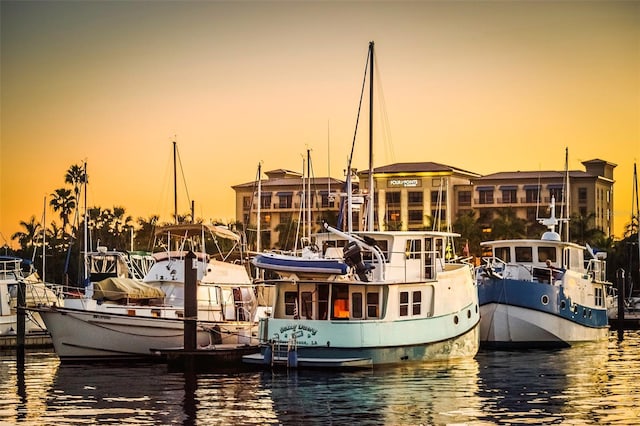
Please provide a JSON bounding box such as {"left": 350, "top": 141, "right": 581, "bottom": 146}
{"left": 583, "top": 308, "right": 587, "bottom": 317}
{"left": 541, "top": 295, "right": 549, "bottom": 305}
{"left": 560, "top": 300, "right": 566, "bottom": 310}
{"left": 454, "top": 315, "right": 459, "bottom": 325}
{"left": 467, "top": 309, "right": 471, "bottom": 319}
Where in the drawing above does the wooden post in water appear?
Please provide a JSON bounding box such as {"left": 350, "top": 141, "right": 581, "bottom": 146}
{"left": 616, "top": 268, "right": 625, "bottom": 340}
{"left": 184, "top": 250, "right": 197, "bottom": 352}
{"left": 16, "top": 278, "right": 26, "bottom": 363}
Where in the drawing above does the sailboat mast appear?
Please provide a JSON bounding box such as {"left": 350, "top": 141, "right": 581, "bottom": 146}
{"left": 564, "top": 147, "right": 570, "bottom": 242}
{"left": 256, "top": 163, "right": 262, "bottom": 253}
{"left": 173, "top": 141, "right": 178, "bottom": 224}
{"left": 307, "top": 149, "right": 312, "bottom": 242}
{"left": 83, "top": 161, "right": 88, "bottom": 287}
{"left": 367, "top": 41, "right": 375, "bottom": 232}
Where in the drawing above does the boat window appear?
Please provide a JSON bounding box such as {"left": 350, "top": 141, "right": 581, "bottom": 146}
{"left": 301, "top": 291, "right": 313, "bottom": 320}
{"left": 331, "top": 284, "right": 350, "bottom": 319}
{"left": 284, "top": 291, "right": 298, "bottom": 317}
{"left": 367, "top": 291, "right": 379, "bottom": 318}
{"left": 494, "top": 247, "right": 510, "bottom": 263}
{"left": 412, "top": 291, "right": 421, "bottom": 315}
{"left": 406, "top": 239, "right": 422, "bottom": 259}
{"left": 595, "top": 287, "right": 603, "bottom": 306}
{"left": 515, "top": 247, "right": 533, "bottom": 262}
{"left": 352, "top": 292, "right": 363, "bottom": 319}
{"left": 318, "top": 285, "right": 329, "bottom": 320}
{"left": 400, "top": 291, "right": 409, "bottom": 316}
{"left": 424, "top": 238, "right": 434, "bottom": 279}
{"left": 537, "top": 246, "right": 557, "bottom": 263}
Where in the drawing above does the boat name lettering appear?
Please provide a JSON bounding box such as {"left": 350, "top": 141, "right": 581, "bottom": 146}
{"left": 93, "top": 314, "right": 110, "bottom": 320}
{"left": 279, "top": 324, "right": 318, "bottom": 335}
{"left": 388, "top": 178, "right": 421, "bottom": 188}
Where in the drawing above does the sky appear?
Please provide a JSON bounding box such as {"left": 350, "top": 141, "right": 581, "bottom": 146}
{"left": 1, "top": 0, "right": 639, "bottom": 249}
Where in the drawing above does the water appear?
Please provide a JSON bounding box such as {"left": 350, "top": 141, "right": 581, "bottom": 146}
{"left": 1, "top": 331, "right": 639, "bottom": 425}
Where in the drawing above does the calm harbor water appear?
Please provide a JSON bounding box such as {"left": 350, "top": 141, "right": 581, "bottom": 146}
{"left": 1, "top": 331, "right": 639, "bottom": 425}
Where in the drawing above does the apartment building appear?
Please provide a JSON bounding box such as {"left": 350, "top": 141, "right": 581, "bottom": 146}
{"left": 233, "top": 159, "right": 615, "bottom": 245}
{"left": 471, "top": 159, "right": 615, "bottom": 237}
{"left": 232, "top": 169, "right": 345, "bottom": 250}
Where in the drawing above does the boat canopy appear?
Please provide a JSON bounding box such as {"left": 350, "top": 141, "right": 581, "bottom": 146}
{"left": 93, "top": 277, "right": 165, "bottom": 301}
{"left": 154, "top": 223, "right": 241, "bottom": 242}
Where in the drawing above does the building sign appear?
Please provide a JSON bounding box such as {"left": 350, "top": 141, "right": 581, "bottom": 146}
{"left": 388, "top": 178, "right": 422, "bottom": 188}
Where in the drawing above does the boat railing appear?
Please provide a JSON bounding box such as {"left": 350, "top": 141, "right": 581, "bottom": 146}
{"left": 0, "top": 258, "right": 23, "bottom": 281}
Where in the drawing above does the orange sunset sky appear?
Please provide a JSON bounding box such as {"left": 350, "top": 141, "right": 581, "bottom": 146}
{"left": 1, "top": 1, "right": 639, "bottom": 249}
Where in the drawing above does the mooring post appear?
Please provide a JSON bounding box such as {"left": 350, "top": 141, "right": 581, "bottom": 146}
{"left": 17, "top": 278, "right": 26, "bottom": 363}
{"left": 616, "top": 268, "right": 625, "bottom": 340}
{"left": 184, "top": 250, "right": 197, "bottom": 353}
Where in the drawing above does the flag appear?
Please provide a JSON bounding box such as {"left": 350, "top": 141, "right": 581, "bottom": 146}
{"left": 463, "top": 240, "right": 470, "bottom": 257}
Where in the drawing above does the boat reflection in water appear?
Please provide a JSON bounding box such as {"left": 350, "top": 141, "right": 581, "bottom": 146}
{"left": 1, "top": 332, "right": 639, "bottom": 424}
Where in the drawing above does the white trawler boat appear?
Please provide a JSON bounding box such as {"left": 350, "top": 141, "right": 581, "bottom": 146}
{"left": 245, "top": 42, "right": 478, "bottom": 369}
{"left": 36, "top": 223, "right": 271, "bottom": 361}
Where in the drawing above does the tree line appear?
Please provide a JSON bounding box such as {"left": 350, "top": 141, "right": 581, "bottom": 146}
{"left": 5, "top": 163, "right": 639, "bottom": 290}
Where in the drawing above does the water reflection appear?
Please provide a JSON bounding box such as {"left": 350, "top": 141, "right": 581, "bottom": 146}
{"left": 261, "top": 358, "right": 482, "bottom": 425}
{"left": 1, "top": 332, "right": 639, "bottom": 425}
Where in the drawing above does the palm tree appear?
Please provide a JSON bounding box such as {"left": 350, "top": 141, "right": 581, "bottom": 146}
{"left": 50, "top": 188, "right": 76, "bottom": 233}
{"left": 453, "top": 210, "right": 483, "bottom": 257}
{"left": 65, "top": 163, "right": 88, "bottom": 236}
{"left": 490, "top": 208, "right": 526, "bottom": 240}
{"left": 11, "top": 216, "right": 41, "bottom": 253}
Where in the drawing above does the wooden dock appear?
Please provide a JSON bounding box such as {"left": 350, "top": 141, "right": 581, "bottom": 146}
{"left": 0, "top": 332, "right": 52, "bottom": 350}
{"left": 153, "top": 344, "right": 260, "bottom": 372}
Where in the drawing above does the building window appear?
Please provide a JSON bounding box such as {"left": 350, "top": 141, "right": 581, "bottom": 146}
{"left": 526, "top": 207, "right": 537, "bottom": 222}
{"left": 501, "top": 189, "right": 517, "bottom": 204}
{"left": 408, "top": 191, "right": 423, "bottom": 205}
{"left": 387, "top": 209, "right": 401, "bottom": 225}
{"left": 260, "top": 195, "right": 271, "bottom": 209}
{"left": 408, "top": 210, "right": 423, "bottom": 224}
{"left": 525, "top": 188, "right": 539, "bottom": 203}
{"left": 386, "top": 192, "right": 401, "bottom": 205}
{"left": 242, "top": 196, "right": 252, "bottom": 210}
{"left": 280, "top": 213, "right": 293, "bottom": 224}
{"left": 478, "top": 190, "right": 494, "bottom": 204}
{"left": 321, "top": 193, "right": 335, "bottom": 208}
{"left": 549, "top": 188, "right": 564, "bottom": 203}
{"left": 578, "top": 187, "right": 587, "bottom": 205}
{"left": 458, "top": 191, "right": 471, "bottom": 206}
{"left": 430, "top": 190, "right": 446, "bottom": 205}
{"left": 278, "top": 194, "right": 292, "bottom": 209}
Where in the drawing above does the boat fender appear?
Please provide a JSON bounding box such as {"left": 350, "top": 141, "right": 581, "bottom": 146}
{"left": 263, "top": 345, "right": 272, "bottom": 366}
{"left": 287, "top": 348, "right": 298, "bottom": 368}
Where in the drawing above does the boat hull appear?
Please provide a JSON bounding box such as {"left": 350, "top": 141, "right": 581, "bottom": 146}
{"left": 244, "top": 299, "right": 480, "bottom": 368}
{"left": 478, "top": 277, "right": 609, "bottom": 348}
{"left": 37, "top": 306, "right": 256, "bottom": 362}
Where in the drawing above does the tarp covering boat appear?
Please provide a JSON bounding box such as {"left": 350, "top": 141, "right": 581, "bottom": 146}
{"left": 93, "top": 277, "right": 165, "bottom": 302}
